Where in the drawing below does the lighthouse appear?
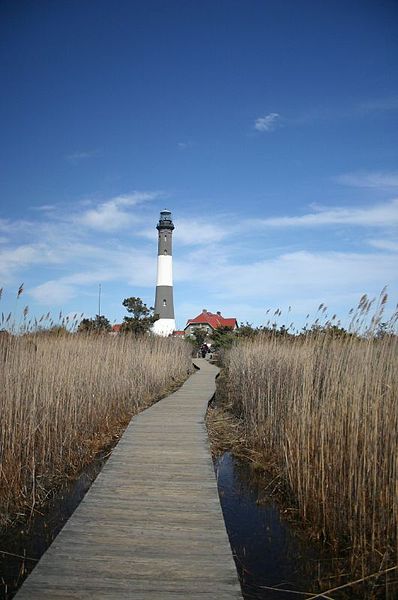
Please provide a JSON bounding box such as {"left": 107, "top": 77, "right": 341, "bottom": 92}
{"left": 152, "top": 209, "right": 176, "bottom": 336}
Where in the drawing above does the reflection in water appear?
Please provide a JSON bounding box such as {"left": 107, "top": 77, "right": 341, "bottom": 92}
{"left": 2, "top": 447, "right": 373, "bottom": 599}
{"left": 0, "top": 453, "right": 108, "bottom": 600}
{"left": 215, "top": 452, "right": 321, "bottom": 600}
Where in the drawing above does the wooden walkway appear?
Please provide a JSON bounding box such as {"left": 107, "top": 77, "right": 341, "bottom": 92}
{"left": 16, "top": 359, "right": 243, "bottom": 599}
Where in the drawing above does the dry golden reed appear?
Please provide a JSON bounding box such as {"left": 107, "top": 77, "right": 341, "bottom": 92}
{"left": 224, "top": 303, "right": 397, "bottom": 580}
{"left": 0, "top": 332, "right": 192, "bottom": 526}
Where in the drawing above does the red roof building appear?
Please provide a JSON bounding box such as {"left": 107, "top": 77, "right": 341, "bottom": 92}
{"left": 184, "top": 309, "right": 238, "bottom": 335}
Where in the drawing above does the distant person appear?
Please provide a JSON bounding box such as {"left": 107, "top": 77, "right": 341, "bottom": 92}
{"left": 200, "top": 343, "right": 209, "bottom": 358}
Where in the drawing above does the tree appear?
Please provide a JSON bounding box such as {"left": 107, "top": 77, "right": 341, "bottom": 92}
{"left": 299, "top": 323, "right": 353, "bottom": 339}
{"left": 189, "top": 327, "right": 209, "bottom": 349}
{"left": 211, "top": 325, "right": 235, "bottom": 349}
{"left": 237, "top": 322, "right": 259, "bottom": 339}
{"left": 121, "top": 297, "right": 156, "bottom": 335}
{"left": 36, "top": 325, "right": 70, "bottom": 336}
{"left": 77, "top": 315, "right": 111, "bottom": 334}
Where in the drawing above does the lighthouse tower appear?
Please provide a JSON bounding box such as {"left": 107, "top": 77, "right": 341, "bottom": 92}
{"left": 152, "top": 209, "right": 176, "bottom": 336}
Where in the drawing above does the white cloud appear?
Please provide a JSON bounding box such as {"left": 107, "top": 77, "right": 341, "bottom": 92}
{"left": 30, "top": 281, "right": 77, "bottom": 305}
{"left": 138, "top": 216, "right": 232, "bottom": 247}
{"left": 0, "top": 218, "right": 10, "bottom": 232}
{"left": 0, "top": 191, "right": 164, "bottom": 299}
{"left": 31, "top": 204, "right": 57, "bottom": 212}
{"left": 177, "top": 141, "right": 193, "bottom": 150}
{"left": 0, "top": 236, "right": 126, "bottom": 284}
{"left": 0, "top": 244, "right": 62, "bottom": 282}
{"left": 77, "top": 192, "right": 160, "bottom": 231}
{"left": 358, "top": 96, "right": 398, "bottom": 113}
{"left": 190, "top": 250, "right": 397, "bottom": 300}
{"left": 254, "top": 112, "right": 280, "bottom": 132}
{"left": 27, "top": 244, "right": 157, "bottom": 307}
{"left": 0, "top": 245, "right": 40, "bottom": 271}
{"left": 2, "top": 189, "right": 397, "bottom": 327}
{"left": 251, "top": 97, "right": 398, "bottom": 133}
{"left": 250, "top": 199, "right": 398, "bottom": 228}
{"left": 175, "top": 218, "right": 231, "bottom": 246}
{"left": 66, "top": 149, "right": 99, "bottom": 163}
{"left": 368, "top": 239, "right": 398, "bottom": 252}
{"left": 174, "top": 249, "right": 398, "bottom": 328}
{"left": 336, "top": 171, "right": 398, "bottom": 189}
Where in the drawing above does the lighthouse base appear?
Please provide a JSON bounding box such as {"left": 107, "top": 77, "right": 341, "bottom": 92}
{"left": 152, "top": 318, "right": 176, "bottom": 337}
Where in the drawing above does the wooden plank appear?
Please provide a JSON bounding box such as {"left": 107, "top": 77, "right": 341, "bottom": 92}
{"left": 15, "top": 359, "right": 243, "bottom": 599}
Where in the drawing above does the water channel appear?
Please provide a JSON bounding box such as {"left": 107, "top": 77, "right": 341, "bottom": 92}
{"left": 214, "top": 451, "right": 331, "bottom": 599}
{"left": 0, "top": 451, "right": 109, "bottom": 599}
{"left": 0, "top": 443, "right": 372, "bottom": 599}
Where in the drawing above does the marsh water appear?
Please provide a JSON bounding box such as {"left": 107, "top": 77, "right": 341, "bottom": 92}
{"left": 214, "top": 451, "right": 330, "bottom": 599}
{"left": 0, "top": 451, "right": 109, "bottom": 599}
{"left": 0, "top": 446, "right": 369, "bottom": 599}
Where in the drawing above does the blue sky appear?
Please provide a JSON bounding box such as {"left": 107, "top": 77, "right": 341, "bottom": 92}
{"left": 1, "top": 0, "right": 397, "bottom": 330}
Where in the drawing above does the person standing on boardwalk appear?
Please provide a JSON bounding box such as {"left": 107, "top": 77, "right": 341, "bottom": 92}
{"left": 201, "top": 343, "right": 209, "bottom": 358}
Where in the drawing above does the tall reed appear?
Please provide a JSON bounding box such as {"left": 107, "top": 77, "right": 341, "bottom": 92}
{"left": 224, "top": 304, "right": 397, "bottom": 583}
{"left": 0, "top": 332, "right": 192, "bottom": 526}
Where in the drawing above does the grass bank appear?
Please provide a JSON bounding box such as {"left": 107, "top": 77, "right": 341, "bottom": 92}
{"left": 0, "top": 332, "right": 192, "bottom": 527}
{"left": 212, "top": 326, "right": 397, "bottom": 597}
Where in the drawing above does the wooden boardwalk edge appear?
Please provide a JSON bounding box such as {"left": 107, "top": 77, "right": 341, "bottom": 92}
{"left": 15, "top": 358, "right": 243, "bottom": 599}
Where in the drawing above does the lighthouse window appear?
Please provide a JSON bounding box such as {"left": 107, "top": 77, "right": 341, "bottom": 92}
{"left": 164, "top": 249, "right": 167, "bottom": 254}
{"left": 164, "top": 235, "right": 167, "bottom": 241}
{"left": 163, "top": 299, "right": 167, "bottom": 307}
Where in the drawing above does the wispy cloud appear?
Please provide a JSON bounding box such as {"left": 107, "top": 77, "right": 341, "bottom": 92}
{"left": 31, "top": 204, "right": 57, "bottom": 212}
{"left": 175, "top": 218, "right": 231, "bottom": 246}
{"left": 336, "top": 171, "right": 398, "bottom": 189}
{"left": 77, "top": 191, "right": 161, "bottom": 232}
{"left": 66, "top": 149, "right": 99, "bottom": 163}
{"left": 29, "top": 247, "right": 156, "bottom": 306}
{"left": 0, "top": 240, "right": 82, "bottom": 283}
{"left": 0, "top": 190, "right": 162, "bottom": 287}
{"left": 254, "top": 112, "right": 280, "bottom": 132}
{"left": 0, "top": 245, "right": 42, "bottom": 281}
{"left": 177, "top": 141, "right": 193, "bottom": 150}
{"left": 2, "top": 191, "right": 397, "bottom": 325}
{"left": 0, "top": 242, "right": 68, "bottom": 283}
{"left": 174, "top": 249, "right": 398, "bottom": 325}
{"left": 358, "top": 96, "right": 398, "bottom": 114}
{"left": 250, "top": 199, "right": 398, "bottom": 228}
{"left": 138, "top": 215, "right": 232, "bottom": 247}
{"left": 281, "top": 96, "right": 398, "bottom": 128}
{"left": 220, "top": 251, "right": 397, "bottom": 297}
{"left": 368, "top": 239, "right": 398, "bottom": 252}
{"left": 30, "top": 280, "right": 77, "bottom": 305}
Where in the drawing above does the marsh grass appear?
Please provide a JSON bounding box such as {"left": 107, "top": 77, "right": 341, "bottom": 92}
{"left": 0, "top": 331, "right": 192, "bottom": 526}
{"left": 223, "top": 295, "right": 398, "bottom": 594}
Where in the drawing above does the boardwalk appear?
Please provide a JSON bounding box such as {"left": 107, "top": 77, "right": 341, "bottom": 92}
{"left": 16, "top": 359, "right": 243, "bottom": 599}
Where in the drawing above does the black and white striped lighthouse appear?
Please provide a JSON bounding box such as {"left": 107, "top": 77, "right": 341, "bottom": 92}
{"left": 152, "top": 209, "right": 176, "bottom": 336}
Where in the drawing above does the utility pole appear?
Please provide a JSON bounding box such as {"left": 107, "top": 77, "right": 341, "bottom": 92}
{"left": 98, "top": 283, "right": 101, "bottom": 317}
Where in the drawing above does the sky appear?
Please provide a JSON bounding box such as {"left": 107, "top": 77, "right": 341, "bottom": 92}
{"left": 1, "top": 0, "right": 397, "bottom": 331}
